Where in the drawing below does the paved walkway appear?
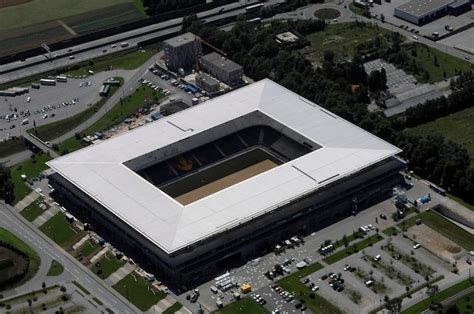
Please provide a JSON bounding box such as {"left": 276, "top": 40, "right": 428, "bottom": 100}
{"left": 105, "top": 263, "right": 135, "bottom": 285}
{"left": 14, "top": 191, "right": 40, "bottom": 211}
{"left": 90, "top": 247, "right": 109, "bottom": 264}
{"left": 32, "top": 204, "right": 59, "bottom": 227}
{"left": 176, "top": 307, "right": 192, "bottom": 314}
{"left": 148, "top": 295, "right": 176, "bottom": 313}
{"left": 72, "top": 234, "right": 91, "bottom": 251}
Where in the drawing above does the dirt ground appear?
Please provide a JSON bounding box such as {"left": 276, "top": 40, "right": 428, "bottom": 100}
{"left": 175, "top": 159, "right": 278, "bottom": 205}
{"left": 409, "top": 224, "right": 464, "bottom": 264}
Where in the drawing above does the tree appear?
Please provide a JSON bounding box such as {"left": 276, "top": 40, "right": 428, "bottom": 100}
{"left": 385, "top": 297, "right": 402, "bottom": 313}
{"left": 0, "top": 165, "right": 15, "bottom": 204}
{"left": 427, "top": 284, "right": 439, "bottom": 304}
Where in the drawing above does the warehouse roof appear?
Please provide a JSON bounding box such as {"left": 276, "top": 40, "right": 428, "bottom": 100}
{"left": 395, "top": 0, "right": 453, "bottom": 17}
{"left": 48, "top": 79, "right": 401, "bottom": 254}
{"left": 201, "top": 52, "right": 242, "bottom": 73}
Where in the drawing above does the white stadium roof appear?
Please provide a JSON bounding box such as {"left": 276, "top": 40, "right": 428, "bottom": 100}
{"left": 48, "top": 79, "right": 401, "bottom": 254}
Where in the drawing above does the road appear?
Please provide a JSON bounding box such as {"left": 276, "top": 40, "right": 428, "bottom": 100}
{"left": 0, "top": 201, "right": 140, "bottom": 313}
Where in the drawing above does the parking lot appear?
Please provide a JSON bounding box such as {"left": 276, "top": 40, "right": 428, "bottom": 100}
{"left": 178, "top": 176, "right": 449, "bottom": 313}
{"left": 0, "top": 70, "right": 135, "bottom": 140}
{"left": 142, "top": 68, "right": 195, "bottom": 107}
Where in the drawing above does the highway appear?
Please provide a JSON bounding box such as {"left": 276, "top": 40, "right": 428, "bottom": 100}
{"left": 0, "top": 201, "right": 140, "bottom": 313}
{"left": 0, "top": 0, "right": 281, "bottom": 85}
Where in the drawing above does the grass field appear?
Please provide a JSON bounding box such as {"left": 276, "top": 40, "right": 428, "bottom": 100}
{"left": 29, "top": 78, "right": 124, "bottom": 142}
{"left": 10, "top": 153, "right": 51, "bottom": 204}
{"left": 39, "top": 212, "right": 85, "bottom": 248}
{"left": 313, "top": 8, "right": 341, "bottom": 19}
{"left": 418, "top": 210, "right": 474, "bottom": 251}
{"left": 305, "top": 22, "right": 392, "bottom": 63}
{"left": 58, "top": 85, "right": 163, "bottom": 154}
{"left": 74, "top": 241, "right": 101, "bottom": 261}
{"left": 163, "top": 302, "right": 182, "bottom": 314}
{"left": 405, "top": 106, "right": 474, "bottom": 165}
{"left": 67, "top": 48, "right": 158, "bottom": 76}
{"left": 450, "top": 291, "right": 474, "bottom": 312}
{"left": 409, "top": 43, "right": 473, "bottom": 82}
{"left": 216, "top": 298, "right": 269, "bottom": 314}
{"left": 113, "top": 273, "right": 166, "bottom": 311}
{"left": 0, "top": 227, "right": 40, "bottom": 289}
{"left": 323, "top": 233, "right": 383, "bottom": 264}
{"left": 278, "top": 262, "right": 342, "bottom": 314}
{"left": 348, "top": 3, "right": 365, "bottom": 16}
{"left": 304, "top": 22, "right": 472, "bottom": 81}
{"left": 46, "top": 260, "right": 64, "bottom": 276}
{"left": 0, "top": 137, "right": 25, "bottom": 158}
{"left": 91, "top": 253, "right": 125, "bottom": 280}
{"left": 402, "top": 278, "right": 474, "bottom": 314}
{"left": 20, "top": 200, "right": 45, "bottom": 222}
{"left": 0, "top": 0, "right": 138, "bottom": 30}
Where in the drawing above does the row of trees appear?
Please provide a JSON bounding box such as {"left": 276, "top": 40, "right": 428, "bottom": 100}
{"left": 402, "top": 79, "right": 474, "bottom": 127}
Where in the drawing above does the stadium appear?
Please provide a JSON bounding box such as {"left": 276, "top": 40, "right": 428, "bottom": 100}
{"left": 47, "top": 79, "right": 405, "bottom": 291}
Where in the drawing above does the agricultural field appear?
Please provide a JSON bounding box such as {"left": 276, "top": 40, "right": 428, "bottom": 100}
{"left": 0, "top": 0, "right": 146, "bottom": 56}
{"left": 405, "top": 106, "right": 474, "bottom": 165}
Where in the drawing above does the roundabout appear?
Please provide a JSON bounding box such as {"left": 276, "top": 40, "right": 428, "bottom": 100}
{"left": 314, "top": 8, "right": 342, "bottom": 20}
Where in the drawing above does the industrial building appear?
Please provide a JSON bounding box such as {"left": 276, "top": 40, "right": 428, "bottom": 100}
{"left": 195, "top": 73, "right": 220, "bottom": 93}
{"left": 47, "top": 79, "right": 404, "bottom": 291}
{"left": 201, "top": 52, "right": 243, "bottom": 87}
{"left": 163, "top": 32, "right": 201, "bottom": 72}
{"left": 394, "top": 0, "right": 472, "bottom": 25}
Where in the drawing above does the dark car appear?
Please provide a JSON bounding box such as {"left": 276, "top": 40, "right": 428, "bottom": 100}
{"left": 380, "top": 213, "right": 387, "bottom": 220}
{"left": 393, "top": 255, "right": 401, "bottom": 260}
{"left": 295, "top": 303, "right": 302, "bottom": 309}
{"left": 321, "top": 274, "right": 328, "bottom": 280}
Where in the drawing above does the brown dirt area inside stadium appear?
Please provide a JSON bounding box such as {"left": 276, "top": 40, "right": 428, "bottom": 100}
{"left": 175, "top": 159, "right": 278, "bottom": 205}
{"left": 0, "top": 0, "right": 31, "bottom": 9}
{"left": 409, "top": 224, "right": 464, "bottom": 265}
{"left": 0, "top": 246, "right": 28, "bottom": 283}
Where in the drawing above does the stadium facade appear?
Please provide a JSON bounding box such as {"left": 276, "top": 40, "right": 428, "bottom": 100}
{"left": 47, "top": 79, "right": 405, "bottom": 291}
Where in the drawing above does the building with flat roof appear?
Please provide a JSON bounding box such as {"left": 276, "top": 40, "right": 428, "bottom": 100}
{"left": 195, "top": 73, "right": 220, "bottom": 93}
{"left": 394, "top": 0, "right": 472, "bottom": 25}
{"left": 201, "top": 52, "right": 243, "bottom": 87}
{"left": 164, "top": 32, "right": 201, "bottom": 72}
{"left": 47, "top": 79, "right": 404, "bottom": 291}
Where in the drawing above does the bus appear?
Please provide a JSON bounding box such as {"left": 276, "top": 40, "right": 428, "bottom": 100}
{"left": 40, "top": 79, "right": 56, "bottom": 86}
{"left": 246, "top": 3, "right": 264, "bottom": 12}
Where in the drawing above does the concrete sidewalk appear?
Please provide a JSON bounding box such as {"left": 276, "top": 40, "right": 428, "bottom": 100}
{"left": 32, "top": 204, "right": 59, "bottom": 227}
{"left": 14, "top": 191, "right": 40, "bottom": 211}
{"left": 105, "top": 263, "right": 135, "bottom": 285}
